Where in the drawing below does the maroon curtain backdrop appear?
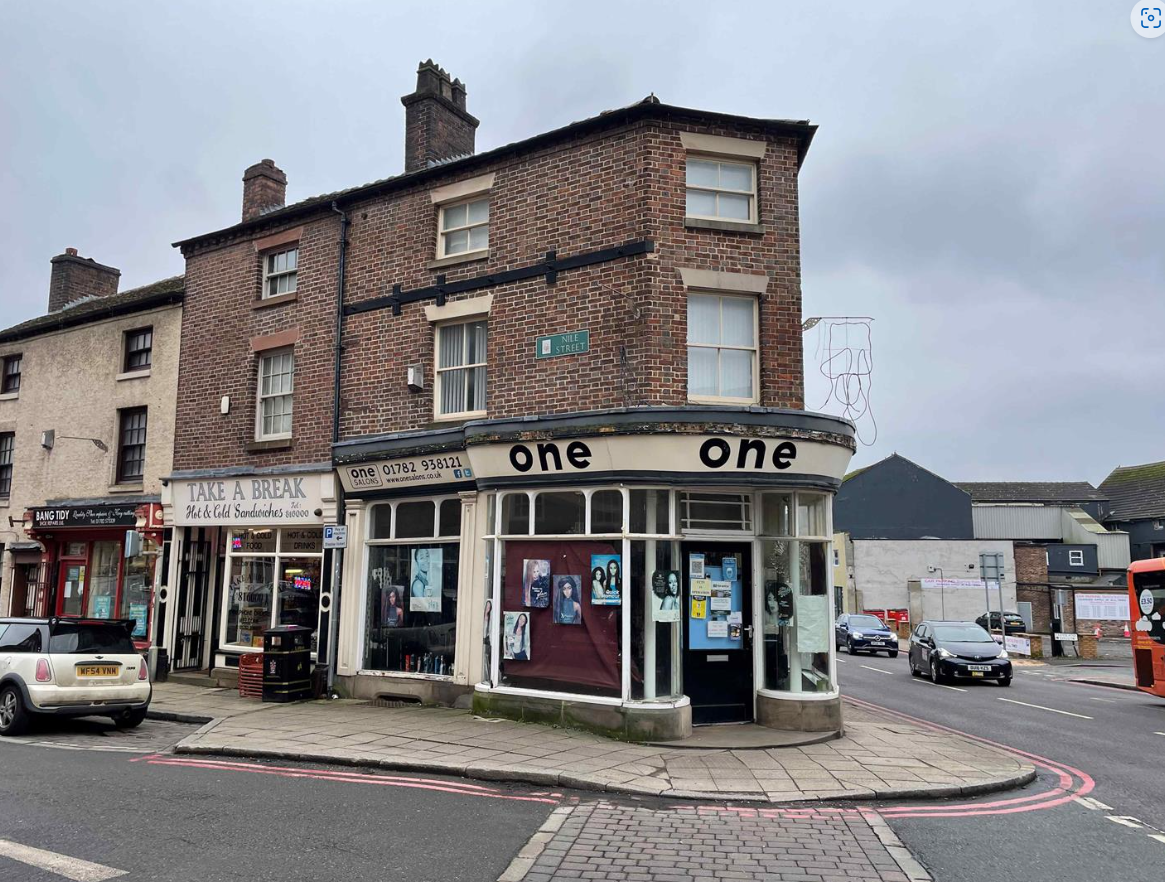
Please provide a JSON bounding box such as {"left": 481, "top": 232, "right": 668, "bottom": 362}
{"left": 503, "top": 539, "right": 620, "bottom": 695}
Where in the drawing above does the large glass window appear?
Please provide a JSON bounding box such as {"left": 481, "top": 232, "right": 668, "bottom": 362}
{"left": 86, "top": 541, "right": 120, "bottom": 619}
{"left": 224, "top": 527, "right": 324, "bottom": 652}
{"left": 761, "top": 539, "right": 831, "bottom": 694}
{"left": 362, "top": 497, "right": 462, "bottom": 676}
{"left": 630, "top": 539, "right": 682, "bottom": 699}
{"left": 686, "top": 293, "right": 757, "bottom": 402}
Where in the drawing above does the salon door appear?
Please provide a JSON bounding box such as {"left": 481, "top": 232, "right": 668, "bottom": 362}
{"left": 681, "top": 543, "right": 753, "bottom": 724}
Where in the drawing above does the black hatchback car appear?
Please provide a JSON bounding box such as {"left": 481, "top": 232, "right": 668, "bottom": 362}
{"left": 835, "top": 614, "right": 899, "bottom": 657}
{"left": 974, "top": 611, "right": 1026, "bottom": 635}
{"left": 908, "top": 620, "right": 1012, "bottom": 686}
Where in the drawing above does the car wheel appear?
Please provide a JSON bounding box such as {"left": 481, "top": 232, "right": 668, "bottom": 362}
{"left": 999, "top": 677, "right": 1012, "bottom": 688}
{"left": 909, "top": 657, "right": 921, "bottom": 676}
{"left": 888, "top": 650, "right": 899, "bottom": 658}
{"left": 113, "top": 708, "right": 148, "bottom": 729}
{"left": 0, "top": 686, "right": 29, "bottom": 737}
{"left": 930, "top": 657, "right": 945, "bottom": 685}
{"left": 847, "top": 642, "right": 858, "bottom": 655}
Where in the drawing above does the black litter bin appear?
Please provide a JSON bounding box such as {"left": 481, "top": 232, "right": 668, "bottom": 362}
{"left": 262, "top": 625, "right": 313, "bottom": 702}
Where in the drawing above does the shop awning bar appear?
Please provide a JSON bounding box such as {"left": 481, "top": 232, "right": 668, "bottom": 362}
{"left": 345, "top": 239, "right": 655, "bottom": 317}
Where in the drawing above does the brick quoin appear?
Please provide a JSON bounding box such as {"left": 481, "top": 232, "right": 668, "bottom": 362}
{"left": 173, "top": 90, "right": 810, "bottom": 473}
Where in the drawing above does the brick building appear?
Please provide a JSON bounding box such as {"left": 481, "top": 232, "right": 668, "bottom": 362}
{"left": 0, "top": 250, "right": 182, "bottom": 651}
{"left": 160, "top": 61, "right": 854, "bottom": 739}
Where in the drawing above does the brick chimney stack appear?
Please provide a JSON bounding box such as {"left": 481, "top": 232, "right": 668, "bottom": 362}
{"left": 48, "top": 248, "right": 120, "bottom": 313}
{"left": 242, "top": 159, "right": 287, "bottom": 221}
{"left": 401, "top": 60, "right": 479, "bottom": 173}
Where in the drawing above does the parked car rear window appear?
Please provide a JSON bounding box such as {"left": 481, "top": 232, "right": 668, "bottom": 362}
{"left": 0, "top": 623, "right": 43, "bottom": 652}
{"left": 849, "top": 615, "right": 885, "bottom": 629}
{"left": 933, "top": 624, "right": 994, "bottom": 643}
{"left": 48, "top": 623, "right": 136, "bottom": 654}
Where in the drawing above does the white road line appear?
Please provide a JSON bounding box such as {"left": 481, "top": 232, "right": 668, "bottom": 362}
{"left": 1088, "top": 696, "right": 1117, "bottom": 703}
{"left": 1154, "top": 732, "right": 1165, "bottom": 737}
{"left": 1075, "top": 796, "right": 1113, "bottom": 811}
{"left": 1149, "top": 834, "right": 1165, "bottom": 846}
{"left": 836, "top": 658, "right": 847, "bottom": 664}
{"left": 910, "top": 677, "right": 967, "bottom": 693}
{"left": 859, "top": 665, "right": 895, "bottom": 675}
{"left": 997, "top": 697, "right": 1093, "bottom": 719}
{"left": 1107, "top": 816, "right": 1145, "bottom": 830}
{"left": 0, "top": 839, "right": 127, "bottom": 881}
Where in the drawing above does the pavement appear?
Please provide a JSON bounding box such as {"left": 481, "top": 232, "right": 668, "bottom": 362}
{"left": 150, "top": 682, "right": 1034, "bottom": 804}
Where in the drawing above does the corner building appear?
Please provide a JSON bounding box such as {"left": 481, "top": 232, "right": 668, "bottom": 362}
{"left": 169, "top": 61, "right": 854, "bottom": 739}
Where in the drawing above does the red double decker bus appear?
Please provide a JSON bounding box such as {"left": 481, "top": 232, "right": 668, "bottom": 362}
{"left": 1129, "top": 558, "right": 1165, "bottom": 697}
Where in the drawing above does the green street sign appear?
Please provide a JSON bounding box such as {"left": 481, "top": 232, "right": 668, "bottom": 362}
{"left": 535, "top": 330, "right": 590, "bottom": 359}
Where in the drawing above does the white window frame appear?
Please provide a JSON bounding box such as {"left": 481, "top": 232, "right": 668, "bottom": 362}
{"left": 686, "top": 291, "right": 760, "bottom": 405}
{"left": 437, "top": 196, "right": 490, "bottom": 259}
{"left": 256, "top": 348, "right": 294, "bottom": 441}
{"left": 433, "top": 318, "right": 487, "bottom": 421}
{"left": 1068, "top": 549, "right": 1085, "bottom": 567}
{"left": 685, "top": 156, "right": 758, "bottom": 224}
{"left": 220, "top": 527, "right": 324, "bottom": 654}
{"left": 262, "top": 247, "right": 298, "bottom": 299}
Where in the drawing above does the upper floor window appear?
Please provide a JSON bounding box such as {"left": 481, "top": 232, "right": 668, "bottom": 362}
{"left": 123, "top": 327, "right": 152, "bottom": 372}
{"left": 117, "top": 407, "right": 148, "bottom": 484}
{"left": 257, "top": 349, "right": 294, "bottom": 440}
{"left": 1068, "top": 549, "right": 1085, "bottom": 567}
{"left": 1, "top": 354, "right": 21, "bottom": 394}
{"left": 438, "top": 197, "right": 489, "bottom": 258}
{"left": 686, "top": 158, "right": 756, "bottom": 223}
{"left": 686, "top": 293, "right": 758, "bottom": 403}
{"left": 263, "top": 247, "right": 298, "bottom": 299}
{"left": 0, "top": 432, "right": 12, "bottom": 498}
{"left": 435, "top": 319, "right": 487, "bottom": 419}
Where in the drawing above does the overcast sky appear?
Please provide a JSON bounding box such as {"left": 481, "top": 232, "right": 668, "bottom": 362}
{"left": 1, "top": 1, "right": 1159, "bottom": 484}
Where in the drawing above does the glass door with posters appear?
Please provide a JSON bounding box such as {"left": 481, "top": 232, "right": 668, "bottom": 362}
{"left": 682, "top": 543, "right": 753, "bottom": 724}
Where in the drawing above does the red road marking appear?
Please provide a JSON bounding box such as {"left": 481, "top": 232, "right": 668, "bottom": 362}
{"left": 143, "top": 755, "right": 561, "bottom": 805}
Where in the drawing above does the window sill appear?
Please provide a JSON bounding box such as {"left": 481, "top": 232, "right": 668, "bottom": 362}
{"left": 0, "top": 498, "right": 10, "bottom": 509}
{"left": 109, "top": 482, "right": 145, "bottom": 494}
{"left": 433, "top": 411, "right": 487, "bottom": 424}
{"left": 245, "top": 438, "right": 294, "bottom": 453}
{"left": 429, "top": 250, "right": 489, "bottom": 270}
{"left": 254, "top": 292, "right": 299, "bottom": 309}
{"left": 0, "top": 392, "right": 18, "bottom": 402}
{"left": 687, "top": 395, "right": 760, "bottom": 407}
{"left": 685, "top": 217, "right": 764, "bottom": 235}
{"left": 116, "top": 369, "right": 151, "bottom": 382}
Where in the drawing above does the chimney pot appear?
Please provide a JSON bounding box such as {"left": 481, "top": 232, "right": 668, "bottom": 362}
{"left": 401, "top": 61, "right": 479, "bottom": 173}
{"left": 65, "top": 247, "right": 78, "bottom": 256}
{"left": 48, "top": 249, "right": 120, "bottom": 313}
{"left": 241, "top": 159, "right": 287, "bottom": 221}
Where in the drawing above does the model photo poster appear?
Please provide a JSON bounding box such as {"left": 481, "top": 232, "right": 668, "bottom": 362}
{"left": 553, "top": 575, "right": 583, "bottom": 624}
{"left": 651, "top": 569, "right": 681, "bottom": 622}
{"left": 522, "top": 558, "right": 551, "bottom": 608}
{"left": 590, "top": 554, "right": 622, "bottom": 606}
{"left": 409, "top": 547, "right": 442, "bottom": 612}
{"left": 504, "top": 611, "right": 531, "bottom": 660}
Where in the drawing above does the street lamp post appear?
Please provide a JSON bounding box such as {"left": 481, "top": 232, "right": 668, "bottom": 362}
{"left": 927, "top": 566, "right": 946, "bottom": 619}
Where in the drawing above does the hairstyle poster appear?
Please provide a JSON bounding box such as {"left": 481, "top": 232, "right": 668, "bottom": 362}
{"left": 522, "top": 559, "right": 551, "bottom": 608}
{"left": 651, "top": 569, "right": 681, "bottom": 622}
{"left": 589, "top": 554, "right": 622, "bottom": 606}
{"left": 381, "top": 585, "right": 405, "bottom": 628}
{"left": 409, "top": 547, "right": 443, "bottom": 612}
{"left": 553, "top": 574, "right": 583, "bottom": 625}
{"left": 504, "top": 611, "right": 531, "bottom": 661}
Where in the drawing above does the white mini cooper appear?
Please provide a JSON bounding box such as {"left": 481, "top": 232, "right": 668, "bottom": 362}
{"left": 0, "top": 617, "right": 151, "bottom": 736}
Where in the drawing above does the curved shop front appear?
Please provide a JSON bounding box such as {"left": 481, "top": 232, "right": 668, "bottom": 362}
{"left": 334, "top": 409, "right": 854, "bottom": 741}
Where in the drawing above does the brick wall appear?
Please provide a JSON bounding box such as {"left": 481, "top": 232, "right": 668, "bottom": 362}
{"left": 48, "top": 251, "right": 120, "bottom": 313}
{"left": 174, "top": 111, "right": 808, "bottom": 470}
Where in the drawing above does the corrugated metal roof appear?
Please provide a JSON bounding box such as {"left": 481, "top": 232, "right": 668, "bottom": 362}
{"left": 954, "top": 481, "right": 1106, "bottom": 503}
{"left": 1100, "top": 461, "right": 1165, "bottom": 520}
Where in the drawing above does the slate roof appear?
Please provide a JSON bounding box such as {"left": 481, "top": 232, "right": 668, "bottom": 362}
{"left": 172, "top": 97, "right": 816, "bottom": 252}
{"left": 953, "top": 482, "right": 1106, "bottom": 504}
{"left": 0, "top": 276, "right": 184, "bottom": 344}
{"left": 1099, "top": 462, "right": 1165, "bottom": 521}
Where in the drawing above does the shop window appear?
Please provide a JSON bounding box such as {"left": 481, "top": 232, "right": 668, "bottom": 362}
{"left": 534, "top": 491, "right": 585, "bottom": 535}
{"left": 498, "top": 538, "right": 621, "bottom": 698}
{"left": 123, "top": 327, "right": 152, "bottom": 372}
{"left": 590, "top": 490, "right": 624, "bottom": 533}
{"left": 87, "top": 541, "right": 120, "bottom": 619}
{"left": 439, "top": 498, "right": 462, "bottom": 537}
{"left": 502, "top": 492, "right": 530, "bottom": 535}
{"left": 630, "top": 539, "right": 683, "bottom": 700}
{"left": 59, "top": 555, "right": 87, "bottom": 618}
{"left": 435, "top": 318, "right": 487, "bottom": 419}
{"left": 761, "top": 539, "right": 831, "bottom": 694}
{"left": 0, "top": 432, "right": 13, "bottom": 498}
{"left": 224, "top": 527, "right": 324, "bottom": 652}
{"left": 116, "top": 407, "right": 148, "bottom": 483}
{"left": 1, "top": 354, "right": 21, "bottom": 395}
{"left": 263, "top": 247, "right": 298, "bottom": 299}
{"left": 761, "top": 492, "right": 793, "bottom": 537}
{"left": 686, "top": 293, "right": 757, "bottom": 403}
{"left": 396, "top": 500, "right": 436, "bottom": 538}
{"left": 629, "top": 489, "right": 671, "bottom": 535}
{"left": 370, "top": 505, "right": 393, "bottom": 540}
{"left": 796, "top": 494, "right": 827, "bottom": 537}
{"left": 679, "top": 492, "right": 753, "bottom": 533}
{"left": 257, "top": 348, "right": 294, "bottom": 440}
{"left": 121, "top": 539, "right": 157, "bottom": 640}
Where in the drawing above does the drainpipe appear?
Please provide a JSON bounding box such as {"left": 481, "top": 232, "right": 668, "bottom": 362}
{"left": 326, "top": 202, "right": 349, "bottom": 692}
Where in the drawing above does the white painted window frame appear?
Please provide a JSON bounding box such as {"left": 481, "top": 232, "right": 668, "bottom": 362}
{"left": 437, "top": 196, "right": 490, "bottom": 260}
{"left": 262, "top": 247, "right": 298, "bottom": 299}
{"left": 256, "top": 347, "right": 294, "bottom": 441}
{"left": 685, "top": 291, "right": 760, "bottom": 405}
{"left": 433, "top": 317, "right": 488, "bottom": 421}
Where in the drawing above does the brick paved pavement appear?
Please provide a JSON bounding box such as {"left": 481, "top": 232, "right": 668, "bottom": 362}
{"left": 500, "top": 802, "right": 927, "bottom": 882}
{"left": 152, "top": 683, "right": 1034, "bottom": 804}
